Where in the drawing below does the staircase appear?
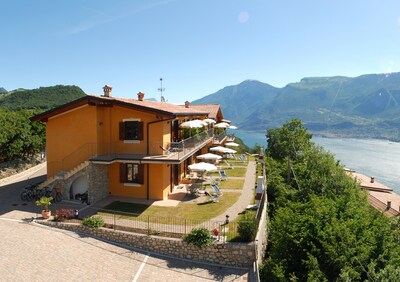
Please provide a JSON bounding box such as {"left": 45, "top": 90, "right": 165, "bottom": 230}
{"left": 38, "top": 161, "right": 89, "bottom": 190}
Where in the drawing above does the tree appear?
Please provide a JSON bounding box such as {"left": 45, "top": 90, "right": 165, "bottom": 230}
{"left": 266, "top": 118, "right": 312, "bottom": 161}
{"left": 0, "top": 109, "right": 45, "bottom": 160}
{"left": 262, "top": 118, "right": 400, "bottom": 281}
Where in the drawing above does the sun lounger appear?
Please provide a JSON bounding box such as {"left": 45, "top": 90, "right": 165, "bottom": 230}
{"left": 209, "top": 175, "right": 221, "bottom": 184}
{"left": 224, "top": 160, "right": 233, "bottom": 169}
{"left": 219, "top": 170, "right": 228, "bottom": 180}
{"left": 204, "top": 191, "right": 220, "bottom": 202}
{"left": 211, "top": 183, "right": 223, "bottom": 195}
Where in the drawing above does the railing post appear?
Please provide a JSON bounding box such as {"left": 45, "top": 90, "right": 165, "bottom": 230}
{"left": 113, "top": 211, "right": 116, "bottom": 230}
{"left": 147, "top": 216, "right": 150, "bottom": 236}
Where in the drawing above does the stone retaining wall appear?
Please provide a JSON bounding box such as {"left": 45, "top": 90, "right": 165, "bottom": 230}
{"left": 39, "top": 221, "right": 254, "bottom": 267}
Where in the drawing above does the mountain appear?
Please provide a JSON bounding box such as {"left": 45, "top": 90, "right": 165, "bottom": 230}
{"left": 194, "top": 80, "right": 279, "bottom": 124}
{"left": 0, "top": 87, "right": 7, "bottom": 94}
{"left": 0, "top": 85, "right": 86, "bottom": 111}
{"left": 192, "top": 73, "right": 400, "bottom": 141}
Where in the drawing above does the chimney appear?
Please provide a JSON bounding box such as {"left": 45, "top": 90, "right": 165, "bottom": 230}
{"left": 387, "top": 201, "right": 391, "bottom": 209}
{"left": 370, "top": 176, "right": 375, "bottom": 183}
{"left": 103, "top": 85, "right": 112, "bottom": 97}
{"left": 137, "top": 92, "right": 145, "bottom": 101}
{"left": 184, "top": 100, "right": 190, "bottom": 108}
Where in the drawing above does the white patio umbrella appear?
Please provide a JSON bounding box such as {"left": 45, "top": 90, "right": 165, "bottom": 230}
{"left": 209, "top": 146, "right": 227, "bottom": 153}
{"left": 179, "top": 120, "right": 207, "bottom": 128}
{"left": 203, "top": 118, "right": 216, "bottom": 125}
{"left": 214, "top": 122, "right": 230, "bottom": 128}
{"left": 222, "top": 148, "right": 237, "bottom": 154}
{"left": 196, "top": 153, "right": 222, "bottom": 161}
{"left": 188, "top": 162, "right": 218, "bottom": 172}
{"left": 225, "top": 142, "right": 239, "bottom": 147}
{"left": 228, "top": 125, "right": 238, "bottom": 129}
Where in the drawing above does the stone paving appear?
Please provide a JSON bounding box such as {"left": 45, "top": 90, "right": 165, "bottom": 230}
{"left": 0, "top": 219, "right": 248, "bottom": 281}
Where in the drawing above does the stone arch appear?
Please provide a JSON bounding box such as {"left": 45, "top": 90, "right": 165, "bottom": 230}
{"left": 69, "top": 175, "right": 88, "bottom": 200}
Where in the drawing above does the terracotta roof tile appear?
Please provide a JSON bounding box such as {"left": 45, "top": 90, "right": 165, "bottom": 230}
{"left": 189, "top": 104, "right": 222, "bottom": 120}
{"left": 97, "top": 95, "right": 209, "bottom": 115}
{"left": 347, "top": 171, "right": 392, "bottom": 192}
{"left": 32, "top": 94, "right": 215, "bottom": 122}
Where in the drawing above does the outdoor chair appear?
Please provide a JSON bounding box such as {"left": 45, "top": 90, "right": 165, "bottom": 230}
{"left": 204, "top": 191, "right": 220, "bottom": 202}
{"left": 211, "top": 183, "right": 223, "bottom": 196}
{"left": 219, "top": 170, "right": 228, "bottom": 180}
{"left": 188, "top": 182, "right": 202, "bottom": 196}
{"left": 159, "top": 146, "right": 172, "bottom": 155}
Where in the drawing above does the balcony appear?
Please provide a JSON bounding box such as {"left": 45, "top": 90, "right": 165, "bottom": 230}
{"left": 212, "top": 131, "right": 227, "bottom": 145}
{"left": 48, "top": 128, "right": 214, "bottom": 177}
{"left": 90, "top": 128, "right": 214, "bottom": 164}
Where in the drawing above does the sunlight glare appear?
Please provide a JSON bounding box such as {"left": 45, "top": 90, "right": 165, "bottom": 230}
{"left": 238, "top": 11, "right": 249, "bottom": 23}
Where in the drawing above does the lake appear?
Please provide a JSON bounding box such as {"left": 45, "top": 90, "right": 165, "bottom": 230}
{"left": 232, "top": 130, "right": 400, "bottom": 194}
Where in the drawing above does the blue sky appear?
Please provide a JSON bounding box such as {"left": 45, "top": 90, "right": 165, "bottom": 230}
{"left": 1, "top": 0, "right": 400, "bottom": 103}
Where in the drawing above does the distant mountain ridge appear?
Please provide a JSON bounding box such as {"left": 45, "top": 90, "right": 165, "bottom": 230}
{"left": 192, "top": 72, "right": 400, "bottom": 141}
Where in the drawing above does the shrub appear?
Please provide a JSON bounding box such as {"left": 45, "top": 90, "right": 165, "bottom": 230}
{"left": 237, "top": 212, "right": 258, "bottom": 242}
{"left": 53, "top": 208, "right": 75, "bottom": 221}
{"left": 183, "top": 227, "right": 214, "bottom": 248}
{"left": 82, "top": 216, "right": 104, "bottom": 228}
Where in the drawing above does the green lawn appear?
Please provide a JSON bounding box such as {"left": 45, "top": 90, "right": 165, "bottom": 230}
{"left": 101, "top": 192, "right": 240, "bottom": 223}
{"left": 207, "top": 167, "right": 247, "bottom": 177}
{"left": 215, "top": 178, "right": 244, "bottom": 189}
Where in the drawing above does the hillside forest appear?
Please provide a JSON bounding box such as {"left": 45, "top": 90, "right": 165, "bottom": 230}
{"left": 0, "top": 85, "right": 85, "bottom": 161}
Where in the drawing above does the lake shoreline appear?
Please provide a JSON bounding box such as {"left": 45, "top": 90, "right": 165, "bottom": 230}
{"left": 233, "top": 130, "right": 400, "bottom": 145}
{"left": 234, "top": 130, "right": 400, "bottom": 194}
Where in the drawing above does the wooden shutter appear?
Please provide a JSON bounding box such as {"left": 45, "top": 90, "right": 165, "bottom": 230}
{"left": 137, "top": 121, "right": 144, "bottom": 140}
{"left": 119, "top": 163, "right": 126, "bottom": 183}
{"left": 119, "top": 122, "right": 125, "bottom": 141}
{"left": 137, "top": 164, "right": 144, "bottom": 184}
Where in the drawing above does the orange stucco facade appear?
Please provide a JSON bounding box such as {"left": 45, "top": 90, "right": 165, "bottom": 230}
{"left": 40, "top": 95, "right": 215, "bottom": 201}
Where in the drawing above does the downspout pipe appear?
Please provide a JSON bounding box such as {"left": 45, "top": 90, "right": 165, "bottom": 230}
{"left": 146, "top": 116, "right": 176, "bottom": 199}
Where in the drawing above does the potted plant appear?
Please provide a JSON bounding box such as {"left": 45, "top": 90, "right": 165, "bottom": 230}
{"left": 35, "top": 196, "right": 53, "bottom": 219}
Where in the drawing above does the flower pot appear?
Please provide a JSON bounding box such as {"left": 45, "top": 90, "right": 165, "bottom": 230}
{"left": 41, "top": 210, "right": 51, "bottom": 219}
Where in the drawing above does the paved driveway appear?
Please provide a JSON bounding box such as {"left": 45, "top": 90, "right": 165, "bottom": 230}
{"left": 0, "top": 165, "right": 250, "bottom": 281}
{"left": 0, "top": 219, "right": 248, "bottom": 281}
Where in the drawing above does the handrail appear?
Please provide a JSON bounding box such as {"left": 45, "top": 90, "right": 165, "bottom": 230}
{"left": 213, "top": 131, "right": 226, "bottom": 144}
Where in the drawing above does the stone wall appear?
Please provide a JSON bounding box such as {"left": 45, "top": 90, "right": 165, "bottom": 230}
{"left": 87, "top": 163, "right": 109, "bottom": 204}
{"left": 39, "top": 221, "right": 255, "bottom": 267}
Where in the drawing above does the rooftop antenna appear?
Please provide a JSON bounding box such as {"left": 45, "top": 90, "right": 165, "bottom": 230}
{"left": 158, "top": 77, "right": 166, "bottom": 102}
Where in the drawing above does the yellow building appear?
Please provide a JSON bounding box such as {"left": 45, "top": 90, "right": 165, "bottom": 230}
{"left": 31, "top": 85, "right": 227, "bottom": 204}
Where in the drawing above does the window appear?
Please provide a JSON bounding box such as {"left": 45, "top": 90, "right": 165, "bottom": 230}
{"left": 119, "top": 120, "right": 143, "bottom": 141}
{"left": 120, "top": 163, "right": 144, "bottom": 185}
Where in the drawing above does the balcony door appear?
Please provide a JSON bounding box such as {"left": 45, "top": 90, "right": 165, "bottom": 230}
{"left": 172, "top": 164, "right": 179, "bottom": 186}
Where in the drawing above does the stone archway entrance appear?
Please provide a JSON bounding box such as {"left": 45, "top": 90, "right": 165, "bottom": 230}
{"left": 69, "top": 175, "right": 88, "bottom": 200}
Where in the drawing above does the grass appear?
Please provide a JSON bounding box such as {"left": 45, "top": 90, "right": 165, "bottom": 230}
{"left": 207, "top": 167, "right": 247, "bottom": 177}
{"left": 215, "top": 178, "right": 244, "bottom": 189}
{"left": 102, "top": 201, "right": 149, "bottom": 214}
{"left": 101, "top": 192, "right": 240, "bottom": 223}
